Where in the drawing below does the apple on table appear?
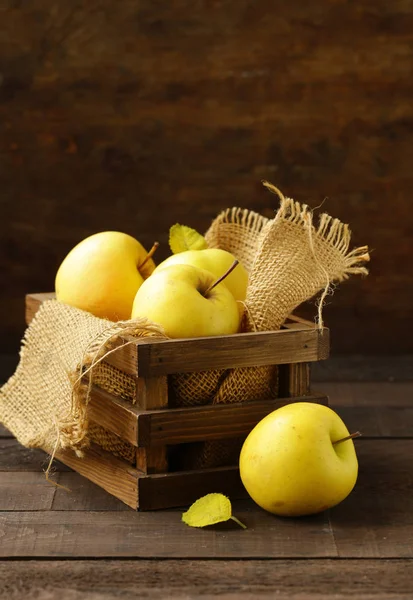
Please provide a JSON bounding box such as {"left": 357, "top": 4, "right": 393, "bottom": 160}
{"left": 239, "top": 402, "right": 359, "bottom": 517}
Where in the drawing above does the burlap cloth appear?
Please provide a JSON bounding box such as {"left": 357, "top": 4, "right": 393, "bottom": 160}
{"left": 0, "top": 183, "right": 369, "bottom": 471}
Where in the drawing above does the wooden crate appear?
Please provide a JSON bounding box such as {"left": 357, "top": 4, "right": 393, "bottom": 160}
{"left": 26, "top": 293, "right": 330, "bottom": 510}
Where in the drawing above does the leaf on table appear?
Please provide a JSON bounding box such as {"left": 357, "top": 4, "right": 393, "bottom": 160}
{"left": 182, "top": 493, "right": 247, "bottom": 529}
{"left": 169, "top": 223, "right": 208, "bottom": 254}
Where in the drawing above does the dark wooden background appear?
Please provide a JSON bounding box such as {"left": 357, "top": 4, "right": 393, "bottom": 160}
{"left": 1, "top": 0, "right": 412, "bottom": 363}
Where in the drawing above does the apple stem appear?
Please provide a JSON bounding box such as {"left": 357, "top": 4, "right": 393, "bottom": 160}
{"left": 230, "top": 515, "right": 247, "bottom": 529}
{"left": 204, "top": 259, "right": 239, "bottom": 295}
{"left": 140, "top": 241, "right": 160, "bottom": 269}
{"left": 333, "top": 431, "right": 362, "bottom": 446}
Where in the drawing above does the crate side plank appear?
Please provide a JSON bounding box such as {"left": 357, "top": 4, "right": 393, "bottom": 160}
{"left": 27, "top": 294, "right": 318, "bottom": 333}
{"left": 87, "top": 387, "right": 327, "bottom": 448}
{"left": 137, "top": 329, "right": 329, "bottom": 376}
{"left": 26, "top": 293, "right": 329, "bottom": 376}
{"left": 137, "top": 393, "right": 328, "bottom": 447}
{"left": 55, "top": 444, "right": 139, "bottom": 510}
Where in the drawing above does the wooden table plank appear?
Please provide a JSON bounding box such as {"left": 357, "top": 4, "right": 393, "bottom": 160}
{"left": 1, "top": 398, "right": 412, "bottom": 514}
{"left": 332, "top": 440, "right": 413, "bottom": 558}
{"left": 312, "top": 355, "right": 413, "bottom": 382}
{"left": 52, "top": 472, "right": 129, "bottom": 511}
{"left": 0, "top": 471, "right": 127, "bottom": 511}
{"left": 0, "top": 439, "right": 70, "bottom": 472}
{"left": 336, "top": 406, "right": 413, "bottom": 438}
{"left": 1, "top": 382, "right": 413, "bottom": 568}
{"left": 0, "top": 559, "right": 412, "bottom": 600}
{"left": 0, "top": 472, "right": 56, "bottom": 511}
{"left": 0, "top": 504, "right": 336, "bottom": 558}
{"left": 0, "top": 424, "right": 12, "bottom": 438}
{"left": 318, "top": 381, "right": 412, "bottom": 407}
{"left": 1, "top": 439, "right": 411, "bottom": 558}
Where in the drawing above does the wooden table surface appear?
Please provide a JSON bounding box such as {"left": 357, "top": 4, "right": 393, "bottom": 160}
{"left": 1, "top": 380, "right": 413, "bottom": 599}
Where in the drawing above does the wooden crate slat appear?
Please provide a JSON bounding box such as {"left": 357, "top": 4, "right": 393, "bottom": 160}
{"left": 87, "top": 386, "right": 139, "bottom": 446}
{"left": 25, "top": 293, "right": 330, "bottom": 377}
{"left": 87, "top": 384, "right": 327, "bottom": 448}
{"left": 137, "top": 393, "right": 328, "bottom": 447}
{"left": 135, "top": 376, "right": 169, "bottom": 473}
{"left": 52, "top": 445, "right": 247, "bottom": 511}
{"left": 55, "top": 444, "right": 139, "bottom": 510}
{"left": 288, "top": 363, "right": 311, "bottom": 397}
{"left": 136, "top": 328, "right": 329, "bottom": 376}
{"left": 285, "top": 314, "right": 317, "bottom": 328}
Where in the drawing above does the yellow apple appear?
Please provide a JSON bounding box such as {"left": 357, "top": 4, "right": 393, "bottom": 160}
{"left": 55, "top": 231, "right": 156, "bottom": 321}
{"left": 131, "top": 264, "right": 241, "bottom": 338}
{"left": 153, "top": 249, "right": 248, "bottom": 303}
{"left": 239, "top": 402, "right": 358, "bottom": 517}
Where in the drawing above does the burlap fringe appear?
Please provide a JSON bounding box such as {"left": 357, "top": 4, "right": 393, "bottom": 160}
{"left": 204, "top": 206, "right": 269, "bottom": 273}
{"left": 265, "top": 181, "right": 370, "bottom": 277}
{"left": 262, "top": 181, "right": 370, "bottom": 328}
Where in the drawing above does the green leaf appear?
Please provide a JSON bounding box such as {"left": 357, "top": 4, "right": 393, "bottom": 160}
{"left": 169, "top": 223, "right": 208, "bottom": 254}
{"left": 182, "top": 493, "right": 247, "bottom": 529}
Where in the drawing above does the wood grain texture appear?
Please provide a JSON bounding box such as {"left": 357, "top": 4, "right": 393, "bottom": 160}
{"left": 288, "top": 362, "right": 311, "bottom": 396}
{"left": 87, "top": 385, "right": 139, "bottom": 446}
{"left": 0, "top": 501, "right": 335, "bottom": 558}
{"left": 2, "top": 397, "right": 410, "bottom": 512}
{"left": 136, "top": 328, "right": 329, "bottom": 375}
{"left": 52, "top": 472, "right": 129, "bottom": 511}
{"left": 135, "top": 376, "right": 169, "bottom": 474}
{"left": 312, "top": 355, "right": 413, "bottom": 382}
{"left": 2, "top": 0, "right": 410, "bottom": 356}
{"left": 1, "top": 440, "right": 411, "bottom": 558}
{"left": 337, "top": 406, "right": 413, "bottom": 438}
{"left": 1, "top": 377, "right": 413, "bottom": 600}
{"left": 55, "top": 444, "right": 139, "bottom": 510}
{"left": 319, "top": 381, "right": 413, "bottom": 407}
{"left": 0, "top": 471, "right": 128, "bottom": 512}
{"left": 0, "top": 472, "right": 56, "bottom": 511}
{"left": 331, "top": 440, "right": 413, "bottom": 558}
{"left": 1, "top": 559, "right": 413, "bottom": 600}
{"left": 0, "top": 438, "right": 69, "bottom": 472}
{"left": 137, "top": 393, "right": 327, "bottom": 446}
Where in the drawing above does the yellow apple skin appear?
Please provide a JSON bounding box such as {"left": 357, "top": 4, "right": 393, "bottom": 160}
{"left": 55, "top": 231, "right": 156, "bottom": 321}
{"left": 239, "top": 402, "right": 358, "bottom": 517}
{"left": 131, "top": 264, "right": 241, "bottom": 338}
{"left": 153, "top": 249, "right": 248, "bottom": 303}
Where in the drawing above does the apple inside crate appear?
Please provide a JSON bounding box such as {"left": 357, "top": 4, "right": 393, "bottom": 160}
{"left": 26, "top": 293, "right": 330, "bottom": 511}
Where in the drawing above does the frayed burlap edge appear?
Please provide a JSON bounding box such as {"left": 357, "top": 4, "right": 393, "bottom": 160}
{"left": 59, "top": 318, "right": 167, "bottom": 458}
{"left": 257, "top": 181, "right": 370, "bottom": 330}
